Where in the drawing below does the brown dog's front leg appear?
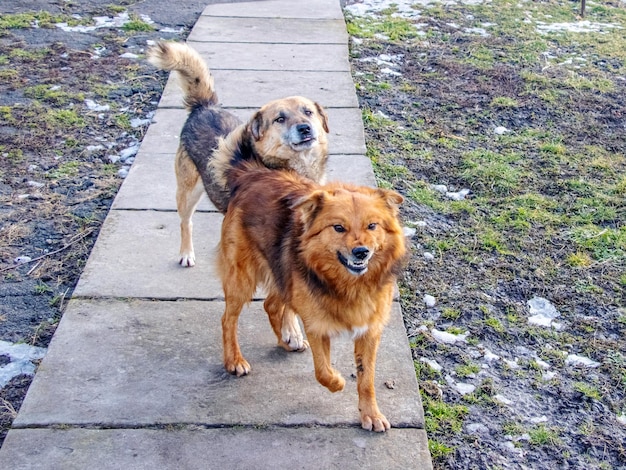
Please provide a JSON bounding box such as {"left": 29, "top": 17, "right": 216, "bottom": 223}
{"left": 221, "top": 299, "right": 251, "bottom": 377}
{"left": 308, "top": 333, "right": 345, "bottom": 392}
{"left": 354, "top": 330, "right": 390, "bottom": 432}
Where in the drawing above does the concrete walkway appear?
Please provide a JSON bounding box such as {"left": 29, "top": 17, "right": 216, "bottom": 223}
{"left": 0, "top": 1, "right": 432, "bottom": 468}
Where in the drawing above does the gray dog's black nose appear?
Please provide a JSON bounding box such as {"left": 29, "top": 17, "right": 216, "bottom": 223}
{"left": 352, "top": 246, "right": 370, "bottom": 260}
{"left": 296, "top": 123, "right": 311, "bottom": 136}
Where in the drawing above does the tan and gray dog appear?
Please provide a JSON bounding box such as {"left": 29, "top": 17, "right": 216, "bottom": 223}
{"left": 147, "top": 41, "right": 329, "bottom": 267}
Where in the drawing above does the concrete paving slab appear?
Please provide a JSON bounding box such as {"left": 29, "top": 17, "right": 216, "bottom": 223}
{"left": 186, "top": 41, "right": 350, "bottom": 71}
{"left": 136, "top": 107, "right": 185, "bottom": 156}
{"left": 72, "top": 211, "right": 224, "bottom": 299}
{"left": 188, "top": 17, "right": 348, "bottom": 44}
{"left": 15, "top": 299, "right": 423, "bottom": 429}
{"left": 158, "top": 69, "right": 358, "bottom": 108}
{"left": 0, "top": 427, "right": 432, "bottom": 470}
{"left": 112, "top": 151, "right": 214, "bottom": 212}
{"left": 327, "top": 155, "right": 377, "bottom": 187}
{"left": 202, "top": 0, "right": 344, "bottom": 19}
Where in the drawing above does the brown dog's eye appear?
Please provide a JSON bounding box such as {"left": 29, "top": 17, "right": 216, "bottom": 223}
{"left": 303, "top": 109, "right": 313, "bottom": 116}
{"left": 274, "top": 116, "right": 285, "bottom": 124}
{"left": 333, "top": 225, "right": 346, "bottom": 233}
{"left": 368, "top": 223, "right": 377, "bottom": 230}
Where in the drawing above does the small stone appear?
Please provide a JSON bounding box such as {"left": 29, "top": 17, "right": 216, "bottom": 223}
{"left": 384, "top": 380, "right": 396, "bottom": 390}
{"left": 423, "top": 252, "right": 435, "bottom": 261}
{"left": 494, "top": 126, "right": 510, "bottom": 135}
{"left": 13, "top": 256, "right": 32, "bottom": 265}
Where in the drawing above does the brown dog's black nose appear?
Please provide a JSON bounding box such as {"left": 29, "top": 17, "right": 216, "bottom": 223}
{"left": 296, "top": 123, "right": 312, "bottom": 137}
{"left": 352, "top": 246, "right": 370, "bottom": 260}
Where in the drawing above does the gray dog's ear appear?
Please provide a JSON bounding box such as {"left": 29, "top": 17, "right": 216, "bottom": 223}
{"left": 315, "top": 102, "right": 330, "bottom": 133}
{"left": 250, "top": 111, "right": 266, "bottom": 140}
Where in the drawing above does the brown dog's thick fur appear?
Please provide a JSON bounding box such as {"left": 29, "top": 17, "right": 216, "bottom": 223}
{"left": 147, "top": 41, "right": 329, "bottom": 267}
{"left": 217, "top": 162, "right": 406, "bottom": 432}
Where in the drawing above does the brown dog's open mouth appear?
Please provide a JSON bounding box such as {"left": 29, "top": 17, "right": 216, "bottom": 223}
{"left": 337, "top": 252, "right": 369, "bottom": 276}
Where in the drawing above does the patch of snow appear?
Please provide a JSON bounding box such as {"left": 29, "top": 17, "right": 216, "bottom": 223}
{"left": 446, "top": 188, "right": 470, "bottom": 200}
{"left": 494, "top": 126, "right": 510, "bottom": 135}
{"left": 423, "top": 294, "right": 437, "bottom": 307}
{"left": 431, "top": 184, "right": 448, "bottom": 194}
{"left": 536, "top": 20, "right": 623, "bottom": 34}
{"left": 403, "top": 226, "right": 417, "bottom": 238}
{"left": 467, "top": 422, "right": 490, "bottom": 434}
{"left": 542, "top": 371, "right": 557, "bottom": 381}
{"left": 618, "top": 414, "right": 626, "bottom": 426}
{"left": 84, "top": 99, "right": 110, "bottom": 112}
{"left": 380, "top": 67, "right": 402, "bottom": 76}
{"left": 120, "top": 144, "right": 140, "bottom": 161}
{"left": 420, "top": 357, "right": 443, "bottom": 372}
{"left": 13, "top": 256, "right": 32, "bottom": 265}
{"left": 431, "top": 328, "right": 469, "bottom": 344}
{"left": 455, "top": 382, "right": 476, "bottom": 395}
{"left": 0, "top": 340, "right": 46, "bottom": 388}
{"left": 483, "top": 349, "right": 500, "bottom": 363}
{"left": 465, "top": 27, "right": 490, "bottom": 37}
{"left": 527, "top": 296, "right": 562, "bottom": 329}
{"left": 119, "top": 52, "right": 139, "bottom": 59}
{"left": 493, "top": 394, "right": 513, "bottom": 405}
{"left": 160, "top": 27, "right": 185, "bottom": 34}
{"left": 565, "top": 354, "right": 601, "bottom": 368}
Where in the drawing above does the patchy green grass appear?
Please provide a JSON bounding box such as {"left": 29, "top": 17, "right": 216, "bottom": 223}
{"left": 122, "top": 15, "right": 155, "bottom": 32}
{"left": 350, "top": 0, "right": 626, "bottom": 466}
{"left": 24, "top": 85, "right": 85, "bottom": 106}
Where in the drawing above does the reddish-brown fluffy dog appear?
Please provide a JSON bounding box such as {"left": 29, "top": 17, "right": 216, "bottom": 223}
{"left": 217, "top": 162, "right": 406, "bottom": 432}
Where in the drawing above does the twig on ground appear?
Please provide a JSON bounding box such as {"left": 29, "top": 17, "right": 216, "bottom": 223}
{"left": 0, "top": 229, "right": 94, "bottom": 274}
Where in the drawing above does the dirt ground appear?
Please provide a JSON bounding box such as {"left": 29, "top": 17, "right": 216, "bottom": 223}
{"left": 1, "top": 0, "right": 625, "bottom": 468}
{"left": 0, "top": 0, "right": 249, "bottom": 445}
{"left": 345, "top": 0, "right": 625, "bottom": 468}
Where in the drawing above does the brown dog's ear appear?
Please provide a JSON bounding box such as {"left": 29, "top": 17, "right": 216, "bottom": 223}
{"left": 292, "top": 190, "right": 326, "bottom": 228}
{"left": 250, "top": 111, "right": 266, "bottom": 141}
{"left": 376, "top": 188, "right": 404, "bottom": 212}
{"left": 314, "top": 102, "right": 330, "bottom": 133}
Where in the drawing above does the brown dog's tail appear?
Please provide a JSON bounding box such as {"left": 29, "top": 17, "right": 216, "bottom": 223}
{"left": 147, "top": 41, "right": 217, "bottom": 110}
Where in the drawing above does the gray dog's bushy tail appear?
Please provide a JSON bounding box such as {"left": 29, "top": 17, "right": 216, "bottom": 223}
{"left": 147, "top": 41, "right": 218, "bottom": 110}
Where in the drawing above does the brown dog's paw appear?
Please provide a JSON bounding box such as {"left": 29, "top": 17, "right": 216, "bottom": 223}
{"left": 179, "top": 252, "right": 196, "bottom": 268}
{"left": 360, "top": 411, "right": 391, "bottom": 432}
{"left": 224, "top": 357, "right": 251, "bottom": 377}
{"left": 280, "top": 317, "right": 308, "bottom": 351}
{"left": 279, "top": 338, "right": 309, "bottom": 352}
{"left": 318, "top": 371, "right": 345, "bottom": 393}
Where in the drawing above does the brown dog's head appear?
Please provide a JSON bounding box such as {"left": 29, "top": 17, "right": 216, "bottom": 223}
{"left": 293, "top": 184, "right": 405, "bottom": 285}
{"left": 248, "top": 96, "right": 329, "bottom": 182}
